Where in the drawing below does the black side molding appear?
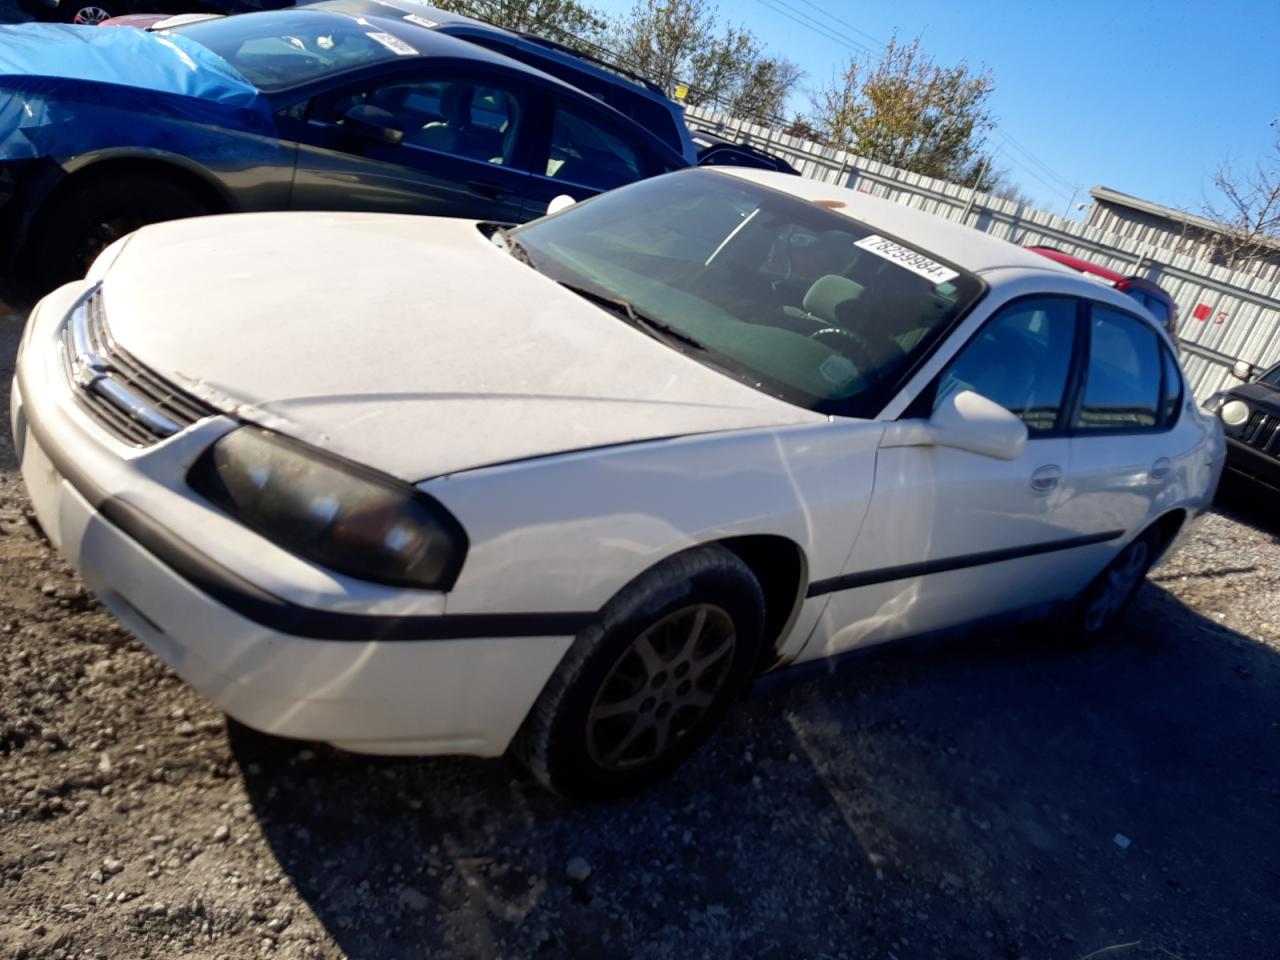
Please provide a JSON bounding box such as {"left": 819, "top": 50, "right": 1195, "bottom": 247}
{"left": 806, "top": 530, "right": 1125, "bottom": 598}
{"left": 17, "top": 363, "right": 595, "bottom": 642}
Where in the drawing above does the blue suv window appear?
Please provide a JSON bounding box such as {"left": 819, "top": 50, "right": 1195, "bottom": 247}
{"left": 544, "top": 105, "right": 643, "bottom": 190}
{"left": 458, "top": 34, "right": 687, "bottom": 154}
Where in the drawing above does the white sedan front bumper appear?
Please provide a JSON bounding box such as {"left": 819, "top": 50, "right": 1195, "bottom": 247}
{"left": 11, "top": 283, "right": 575, "bottom": 756}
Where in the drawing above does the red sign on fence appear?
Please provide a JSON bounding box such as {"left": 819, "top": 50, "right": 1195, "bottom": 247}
{"left": 1192, "top": 303, "right": 1212, "bottom": 322}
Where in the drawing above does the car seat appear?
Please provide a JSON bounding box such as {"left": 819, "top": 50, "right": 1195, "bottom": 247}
{"left": 414, "top": 83, "right": 474, "bottom": 152}
{"left": 783, "top": 274, "right": 865, "bottom": 327}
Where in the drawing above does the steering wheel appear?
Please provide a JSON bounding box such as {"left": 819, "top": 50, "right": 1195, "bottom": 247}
{"left": 809, "top": 326, "right": 880, "bottom": 378}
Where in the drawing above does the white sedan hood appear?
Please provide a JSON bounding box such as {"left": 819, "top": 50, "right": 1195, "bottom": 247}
{"left": 101, "top": 213, "right": 821, "bottom": 480}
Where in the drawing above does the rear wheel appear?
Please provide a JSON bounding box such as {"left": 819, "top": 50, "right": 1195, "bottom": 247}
{"left": 512, "top": 544, "right": 765, "bottom": 801}
{"left": 1067, "top": 528, "right": 1161, "bottom": 639}
{"left": 27, "top": 174, "right": 211, "bottom": 294}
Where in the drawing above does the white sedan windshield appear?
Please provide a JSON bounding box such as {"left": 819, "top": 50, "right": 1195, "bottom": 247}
{"left": 511, "top": 170, "right": 985, "bottom": 416}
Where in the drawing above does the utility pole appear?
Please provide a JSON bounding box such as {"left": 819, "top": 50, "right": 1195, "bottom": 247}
{"left": 959, "top": 154, "right": 991, "bottom": 224}
{"left": 1063, "top": 183, "right": 1082, "bottom": 219}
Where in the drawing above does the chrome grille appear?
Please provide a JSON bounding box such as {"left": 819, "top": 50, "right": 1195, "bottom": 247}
{"left": 59, "top": 289, "right": 218, "bottom": 447}
{"left": 1241, "top": 410, "right": 1280, "bottom": 454}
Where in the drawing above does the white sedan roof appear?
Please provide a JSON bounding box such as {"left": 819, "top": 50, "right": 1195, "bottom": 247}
{"left": 715, "top": 167, "right": 1071, "bottom": 278}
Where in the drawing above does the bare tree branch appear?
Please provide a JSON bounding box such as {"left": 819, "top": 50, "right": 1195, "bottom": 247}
{"left": 1202, "top": 137, "right": 1280, "bottom": 268}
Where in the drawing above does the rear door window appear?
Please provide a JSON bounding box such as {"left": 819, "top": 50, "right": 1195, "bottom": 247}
{"left": 1075, "top": 307, "right": 1162, "bottom": 431}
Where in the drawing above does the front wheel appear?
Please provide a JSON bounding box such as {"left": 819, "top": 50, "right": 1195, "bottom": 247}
{"left": 26, "top": 174, "right": 211, "bottom": 295}
{"left": 511, "top": 544, "right": 765, "bottom": 801}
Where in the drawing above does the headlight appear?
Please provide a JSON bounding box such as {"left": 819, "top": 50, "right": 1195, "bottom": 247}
{"left": 1220, "top": 399, "right": 1251, "bottom": 427}
{"left": 188, "top": 427, "right": 468, "bottom": 590}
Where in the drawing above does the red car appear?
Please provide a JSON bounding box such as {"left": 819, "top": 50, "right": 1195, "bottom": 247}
{"left": 1028, "top": 246, "right": 1178, "bottom": 337}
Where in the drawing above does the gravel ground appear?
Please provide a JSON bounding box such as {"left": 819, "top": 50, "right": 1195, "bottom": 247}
{"left": 1, "top": 298, "right": 1278, "bottom": 960}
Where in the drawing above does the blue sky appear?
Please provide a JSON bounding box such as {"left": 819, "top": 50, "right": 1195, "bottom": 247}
{"left": 592, "top": 0, "right": 1277, "bottom": 218}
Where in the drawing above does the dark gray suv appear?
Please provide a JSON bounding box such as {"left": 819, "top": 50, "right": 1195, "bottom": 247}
{"left": 0, "top": 4, "right": 687, "bottom": 294}
{"left": 1205, "top": 360, "right": 1280, "bottom": 493}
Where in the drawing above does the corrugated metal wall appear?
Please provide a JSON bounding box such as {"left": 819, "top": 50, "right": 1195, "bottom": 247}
{"left": 1085, "top": 204, "right": 1280, "bottom": 284}
{"left": 687, "top": 106, "right": 1280, "bottom": 400}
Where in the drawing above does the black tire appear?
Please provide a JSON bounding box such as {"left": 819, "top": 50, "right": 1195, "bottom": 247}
{"left": 27, "top": 174, "right": 210, "bottom": 295}
{"left": 511, "top": 544, "right": 766, "bottom": 802}
{"left": 1063, "top": 527, "right": 1162, "bottom": 641}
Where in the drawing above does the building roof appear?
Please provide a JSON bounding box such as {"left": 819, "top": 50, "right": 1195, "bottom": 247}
{"left": 1089, "top": 185, "right": 1237, "bottom": 236}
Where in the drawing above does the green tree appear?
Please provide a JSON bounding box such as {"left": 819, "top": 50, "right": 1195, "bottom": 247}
{"left": 613, "top": 0, "right": 801, "bottom": 124}
{"left": 813, "top": 35, "right": 997, "bottom": 186}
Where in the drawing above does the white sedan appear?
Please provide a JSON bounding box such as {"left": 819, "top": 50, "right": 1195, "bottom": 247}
{"left": 11, "top": 168, "right": 1223, "bottom": 800}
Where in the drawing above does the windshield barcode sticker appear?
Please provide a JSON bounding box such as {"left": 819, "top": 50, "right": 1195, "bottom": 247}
{"left": 366, "top": 31, "right": 418, "bottom": 55}
{"left": 403, "top": 13, "right": 439, "bottom": 27}
{"left": 854, "top": 235, "right": 959, "bottom": 285}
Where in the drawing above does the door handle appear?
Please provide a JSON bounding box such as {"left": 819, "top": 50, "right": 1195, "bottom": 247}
{"left": 1030, "top": 464, "right": 1063, "bottom": 493}
{"left": 466, "top": 179, "right": 508, "bottom": 200}
{"left": 1150, "top": 457, "right": 1172, "bottom": 481}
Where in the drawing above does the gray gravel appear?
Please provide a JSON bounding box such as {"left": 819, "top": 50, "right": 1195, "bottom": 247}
{"left": 2, "top": 295, "right": 1279, "bottom": 959}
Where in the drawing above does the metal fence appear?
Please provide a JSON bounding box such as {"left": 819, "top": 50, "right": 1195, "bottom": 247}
{"left": 686, "top": 105, "right": 1280, "bottom": 400}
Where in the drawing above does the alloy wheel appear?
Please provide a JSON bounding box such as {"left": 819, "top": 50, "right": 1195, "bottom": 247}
{"left": 72, "top": 6, "right": 112, "bottom": 22}
{"left": 586, "top": 604, "right": 736, "bottom": 771}
{"left": 1083, "top": 540, "right": 1151, "bottom": 632}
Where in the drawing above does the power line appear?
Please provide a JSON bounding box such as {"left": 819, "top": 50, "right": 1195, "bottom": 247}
{"left": 749, "top": 0, "right": 882, "bottom": 59}
{"left": 785, "top": 0, "right": 886, "bottom": 51}
{"left": 991, "top": 147, "right": 1076, "bottom": 203}
{"left": 745, "top": 0, "right": 1078, "bottom": 202}
{"left": 991, "top": 127, "right": 1076, "bottom": 192}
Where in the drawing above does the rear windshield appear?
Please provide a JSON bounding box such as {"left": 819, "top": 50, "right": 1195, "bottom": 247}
{"left": 511, "top": 170, "right": 985, "bottom": 417}
{"left": 173, "top": 11, "right": 414, "bottom": 91}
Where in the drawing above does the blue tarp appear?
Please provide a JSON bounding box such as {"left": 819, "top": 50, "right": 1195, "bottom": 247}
{"left": 0, "top": 23, "right": 276, "bottom": 160}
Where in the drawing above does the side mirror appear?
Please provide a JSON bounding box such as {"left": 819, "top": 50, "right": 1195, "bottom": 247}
{"left": 881, "top": 389, "right": 1029, "bottom": 461}
{"left": 1230, "top": 360, "right": 1255, "bottom": 382}
{"left": 546, "top": 194, "right": 576, "bottom": 216}
{"left": 341, "top": 104, "right": 404, "bottom": 146}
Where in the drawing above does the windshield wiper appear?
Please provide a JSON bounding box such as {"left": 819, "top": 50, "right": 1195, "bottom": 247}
{"left": 555, "top": 280, "right": 707, "bottom": 352}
